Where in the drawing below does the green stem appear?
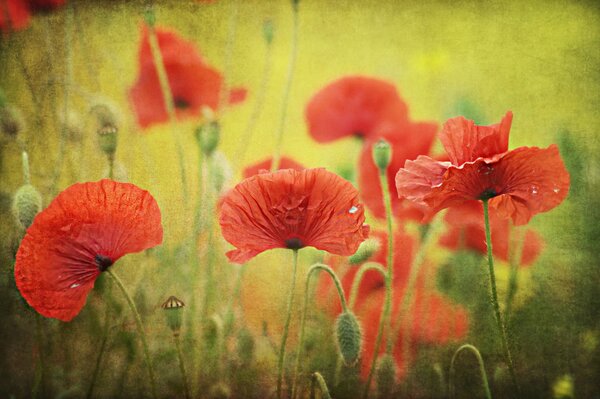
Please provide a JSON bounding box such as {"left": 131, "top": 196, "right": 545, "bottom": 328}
{"left": 216, "top": 0, "right": 239, "bottom": 113}
{"left": 482, "top": 200, "right": 520, "bottom": 395}
{"left": 504, "top": 228, "right": 524, "bottom": 324}
{"left": 348, "top": 263, "right": 388, "bottom": 311}
{"left": 291, "top": 263, "right": 347, "bottom": 399}
{"left": 271, "top": 0, "right": 299, "bottom": 171}
{"left": 174, "top": 334, "right": 191, "bottom": 399}
{"left": 21, "top": 150, "right": 30, "bottom": 184}
{"left": 145, "top": 19, "right": 188, "bottom": 199}
{"left": 107, "top": 153, "right": 114, "bottom": 180}
{"left": 311, "top": 372, "right": 332, "bottom": 399}
{"left": 277, "top": 249, "right": 299, "bottom": 399}
{"left": 86, "top": 305, "right": 111, "bottom": 399}
{"left": 107, "top": 269, "right": 158, "bottom": 399}
{"left": 449, "top": 344, "right": 492, "bottom": 399}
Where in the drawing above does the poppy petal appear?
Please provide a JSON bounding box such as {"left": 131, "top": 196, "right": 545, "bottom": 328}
{"left": 15, "top": 180, "right": 163, "bottom": 321}
{"left": 0, "top": 0, "right": 31, "bottom": 32}
{"left": 395, "top": 155, "right": 451, "bottom": 207}
{"left": 440, "top": 111, "right": 512, "bottom": 165}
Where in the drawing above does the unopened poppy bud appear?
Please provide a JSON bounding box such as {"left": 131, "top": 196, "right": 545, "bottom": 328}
{"left": 161, "top": 296, "right": 185, "bottom": 335}
{"left": 263, "top": 20, "right": 274, "bottom": 45}
{"left": 91, "top": 103, "right": 119, "bottom": 157}
{"left": 210, "top": 151, "right": 232, "bottom": 194}
{"left": 12, "top": 184, "right": 42, "bottom": 229}
{"left": 143, "top": 6, "right": 156, "bottom": 27}
{"left": 335, "top": 311, "right": 362, "bottom": 366}
{"left": 376, "top": 354, "right": 396, "bottom": 398}
{"left": 372, "top": 139, "right": 391, "bottom": 173}
{"left": 0, "top": 105, "right": 24, "bottom": 140}
{"left": 196, "top": 121, "right": 220, "bottom": 156}
{"left": 349, "top": 237, "right": 381, "bottom": 265}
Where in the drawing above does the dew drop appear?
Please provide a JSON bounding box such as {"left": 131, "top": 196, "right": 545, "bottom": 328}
{"left": 553, "top": 187, "right": 560, "bottom": 194}
{"left": 70, "top": 283, "right": 80, "bottom": 289}
{"left": 349, "top": 206, "right": 359, "bottom": 214}
{"left": 531, "top": 185, "right": 539, "bottom": 195}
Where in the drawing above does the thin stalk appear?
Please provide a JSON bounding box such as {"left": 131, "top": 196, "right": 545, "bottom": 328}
{"left": 107, "top": 269, "right": 158, "bottom": 399}
{"left": 277, "top": 249, "right": 299, "bottom": 399}
{"left": 291, "top": 263, "right": 347, "bottom": 399}
{"left": 449, "top": 344, "right": 492, "bottom": 399}
{"left": 21, "top": 151, "right": 30, "bottom": 184}
{"left": 235, "top": 27, "right": 274, "bottom": 165}
{"left": 145, "top": 20, "right": 188, "bottom": 199}
{"left": 362, "top": 170, "right": 394, "bottom": 399}
{"left": 505, "top": 227, "right": 525, "bottom": 323}
{"left": 482, "top": 200, "right": 519, "bottom": 395}
{"left": 271, "top": 1, "right": 299, "bottom": 171}
{"left": 311, "top": 372, "right": 332, "bottom": 399}
{"left": 216, "top": 0, "right": 239, "bottom": 114}
{"left": 107, "top": 153, "right": 114, "bottom": 180}
{"left": 86, "top": 305, "right": 111, "bottom": 399}
{"left": 174, "top": 334, "right": 191, "bottom": 399}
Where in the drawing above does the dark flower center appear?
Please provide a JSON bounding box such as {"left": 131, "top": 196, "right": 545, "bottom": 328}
{"left": 285, "top": 238, "right": 304, "bottom": 250}
{"left": 95, "top": 254, "right": 114, "bottom": 272}
{"left": 174, "top": 97, "right": 190, "bottom": 109}
{"left": 479, "top": 188, "right": 498, "bottom": 200}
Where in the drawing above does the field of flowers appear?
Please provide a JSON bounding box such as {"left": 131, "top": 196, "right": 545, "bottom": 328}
{"left": 0, "top": 1, "right": 599, "bottom": 398}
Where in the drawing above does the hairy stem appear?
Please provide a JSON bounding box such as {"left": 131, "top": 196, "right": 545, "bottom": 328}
{"left": 449, "top": 344, "right": 492, "bottom": 399}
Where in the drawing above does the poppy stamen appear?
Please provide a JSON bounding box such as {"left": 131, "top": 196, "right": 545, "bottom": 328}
{"left": 173, "top": 97, "right": 190, "bottom": 109}
{"left": 479, "top": 188, "right": 498, "bottom": 200}
{"left": 285, "top": 238, "right": 304, "bottom": 250}
{"left": 95, "top": 254, "right": 114, "bottom": 272}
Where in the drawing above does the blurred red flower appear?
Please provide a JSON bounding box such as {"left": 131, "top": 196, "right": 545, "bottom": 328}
{"left": 15, "top": 180, "right": 163, "bottom": 321}
{"left": 305, "top": 76, "right": 410, "bottom": 143}
{"left": 129, "top": 27, "right": 247, "bottom": 128}
{"left": 396, "top": 112, "right": 570, "bottom": 225}
{"left": 219, "top": 168, "right": 369, "bottom": 263}
{"left": 242, "top": 156, "right": 304, "bottom": 178}
{"left": 0, "top": 0, "right": 65, "bottom": 32}
{"left": 439, "top": 201, "right": 543, "bottom": 266}
{"left": 358, "top": 122, "right": 438, "bottom": 220}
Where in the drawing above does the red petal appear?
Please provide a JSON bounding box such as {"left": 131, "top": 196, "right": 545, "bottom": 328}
{"left": 305, "top": 76, "right": 409, "bottom": 143}
{"left": 229, "top": 87, "right": 247, "bottom": 104}
{"left": 0, "top": 0, "right": 31, "bottom": 32}
{"left": 440, "top": 111, "right": 512, "bottom": 165}
{"left": 15, "top": 180, "right": 163, "bottom": 321}
{"left": 395, "top": 155, "right": 451, "bottom": 208}
{"left": 219, "top": 169, "right": 369, "bottom": 263}
{"left": 242, "top": 156, "right": 305, "bottom": 178}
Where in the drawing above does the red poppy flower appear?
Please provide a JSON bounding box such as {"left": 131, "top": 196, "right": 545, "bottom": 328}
{"left": 15, "top": 180, "right": 163, "bottom": 321}
{"left": 439, "top": 201, "right": 543, "bottom": 266}
{"left": 305, "top": 76, "right": 410, "bottom": 143}
{"left": 242, "top": 156, "right": 305, "bottom": 178}
{"left": 28, "top": 0, "right": 65, "bottom": 12}
{"left": 358, "top": 122, "right": 437, "bottom": 220}
{"left": 0, "top": 0, "right": 31, "bottom": 32}
{"left": 129, "top": 26, "right": 247, "bottom": 129}
{"left": 396, "top": 112, "right": 570, "bottom": 225}
{"left": 219, "top": 168, "right": 370, "bottom": 263}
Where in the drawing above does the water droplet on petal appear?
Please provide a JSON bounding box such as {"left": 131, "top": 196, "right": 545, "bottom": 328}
{"left": 553, "top": 187, "right": 560, "bottom": 194}
{"left": 349, "top": 206, "right": 358, "bottom": 214}
{"left": 70, "top": 283, "right": 80, "bottom": 289}
{"left": 531, "top": 185, "right": 539, "bottom": 195}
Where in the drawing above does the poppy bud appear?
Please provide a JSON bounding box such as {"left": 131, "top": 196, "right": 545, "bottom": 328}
{"left": 0, "top": 105, "right": 24, "bottom": 140}
{"left": 196, "top": 121, "right": 220, "bottom": 157}
{"left": 143, "top": 6, "right": 156, "bottom": 27}
{"left": 376, "top": 354, "right": 396, "bottom": 399}
{"left": 91, "top": 103, "right": 119, "bottom": 157}
{"left": 12, "top": 184, "right": 42, "bottom": 229}
{"left": 263, "top": 20, "right": 274, "bottom": 45}
{"left": 335, "top": 311, "right": 362, "bottom": 366}
{"left": 161, "top": 296, "right": 185, "bottom": 336}
{"left": 210, "top": 151, "right": 232, "bottom": 194}
{"left": 372, "top": 139, "right": 391, "bottom": 173}
{"left": 349, "top": 237, "right": 381, "bottom": 265}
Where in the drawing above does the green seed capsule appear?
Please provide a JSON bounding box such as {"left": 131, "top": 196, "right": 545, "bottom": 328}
{"left": 335, "top": 311, "right": 362, "bottom": 367}
{"left": 161, "top": 296, "right": 185, "bottom": 335}
{"left": 349, "top": 238, "right": 381, "bottom": 265}
{"left": 12, "top": 184, "right": 42, "bottom": 229}
{"left": 196, "top": 121, "right": 220, "bottom": 157}
{"left": 372, "top": 139, "right": 391, "bottom": 173}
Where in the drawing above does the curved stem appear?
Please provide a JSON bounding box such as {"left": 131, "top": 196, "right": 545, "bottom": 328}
{"left": 145, "top": 18, "right": 188, "bottom": 199}
{"left": 482, "top": 200, "right": 520, "bottom": 395}
{"left": 379, "top": 171, "right": 394, "bottom": 354}
{"left": 174, "top": 334, "right": 191, "bottom": 399}
{"left": 277, "top": 249, "right": 299, "bottom": 399}
{"left": 348, "top": 263, "right": 388, "bottom": 310}
{"left": 271, "top": 1, "right": 299, "bottom": 171}
{"left": 291, "top": 263, "right": 347, "bottom": 399}
{"left": 449, "top": 344, "right": 492, "bottom": 399}
{"left": 311, "top": 372, "right": 332, "bottom": 399}
{"left": 107, "top": 269, "right": 158, "bottom": 399}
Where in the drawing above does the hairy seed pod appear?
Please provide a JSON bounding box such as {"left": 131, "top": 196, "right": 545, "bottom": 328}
{"left": 12, "top": 184, "right": 42, "bottom": 229}
{"left": 349, "top": 237, "right": 381, "bottom": 265}
{"left": 196, "top": 120, "right": 220, "bottom": 157}
{"left": 376, "top": 354, "right": 396, "bottom": 399}
{"left": 335, "top": 311, "right": 362, "bottom": 366}
{"left": 372, "top": 139, "right": 391, "bottom": 173}
{"left": 161, "top": 296, "right": 185, "bottom": 335}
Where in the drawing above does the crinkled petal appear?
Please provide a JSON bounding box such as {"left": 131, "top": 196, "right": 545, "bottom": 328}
{"left": 440, "top": 111, "right": 512, "bottom": 165}
{"left": 395, "top": 155, "right": 451, "bottom": 207}
{"left": 15, "top": 180, "right": 163, "bottom": 321}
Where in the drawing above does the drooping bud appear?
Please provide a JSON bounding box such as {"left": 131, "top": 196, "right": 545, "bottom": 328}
{"left": 0, "top": 105, "right": 24, "bottom": 141}
{"left": 372, "top": 139, "right": 391, "bottom": 173}
{"left": 12, "top": 184, "right": 42, "bottom": 229}
{"left": 91, "top": 103, "right": 119, "bottom": 157}
{"left": 161, "top": 296, "right": 185, "bottom": 336}
{"left": 349, "top": 237, "right": 381, "bottom": 265}
{"left": 196, "top": 121, "right": 220, "bottom": 157}
{"left": 376, "top": 354, "right": 397, "bottom": 399}
{"left": 311, "top": 372, "right": 332, "bottom": 399}
{"left": 335, "top": 311, "right": 362, "bottom": 366}
{"left": 263, "top": 20, "right": 274, "bottom": 45}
